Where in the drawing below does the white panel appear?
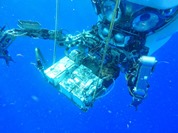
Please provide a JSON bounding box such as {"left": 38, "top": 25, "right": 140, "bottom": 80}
{"left": 146, "top": 15, "right": 178, "bottom": 55}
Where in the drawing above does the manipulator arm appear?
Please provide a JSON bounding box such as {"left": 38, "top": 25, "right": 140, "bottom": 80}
{"left": 6, "top": 20, "right": 96, "bottom": 48}
{"left": 0, "top": 20, "right": 65, "bottom": 65}
{"left": 0, "top": 26, "right": 15, "bottom": 65}
{"left": 6, "top": 20, "right": 65, "bottom": 42}
{"left": 126, "top": 56, "right": 157, "bottom": 108}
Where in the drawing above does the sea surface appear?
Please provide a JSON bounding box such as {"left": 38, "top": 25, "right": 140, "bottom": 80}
{"left": 0, "top": 0, "right": 178, "bottom": 133}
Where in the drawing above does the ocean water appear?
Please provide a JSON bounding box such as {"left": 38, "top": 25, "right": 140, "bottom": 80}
{"left": 0, "top": 0, "right": 178, "bottom": 133}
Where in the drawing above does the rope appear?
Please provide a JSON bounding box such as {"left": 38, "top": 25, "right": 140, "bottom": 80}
{"left": 53, "top": 0, "right": 59, "bottom": 64}
{"left": 93, "top": 0, "right": 121, "bottom": 99}
{"left": 98, "top": 0, "right": 120, "bottom": 77}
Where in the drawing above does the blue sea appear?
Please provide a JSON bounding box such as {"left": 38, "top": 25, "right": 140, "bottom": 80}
{"left": 0, "top": 0, "right": 178, "bottom": 133}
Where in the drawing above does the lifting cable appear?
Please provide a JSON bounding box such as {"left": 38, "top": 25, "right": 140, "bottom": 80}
{"left": 98, "top": 0, "right": 121, "bottom": 77}
{"left": 53, "top": 0, "right": 59, "bottom": 64}
{"left": 93, "top": 0, "right": 121, "bottom": 99}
